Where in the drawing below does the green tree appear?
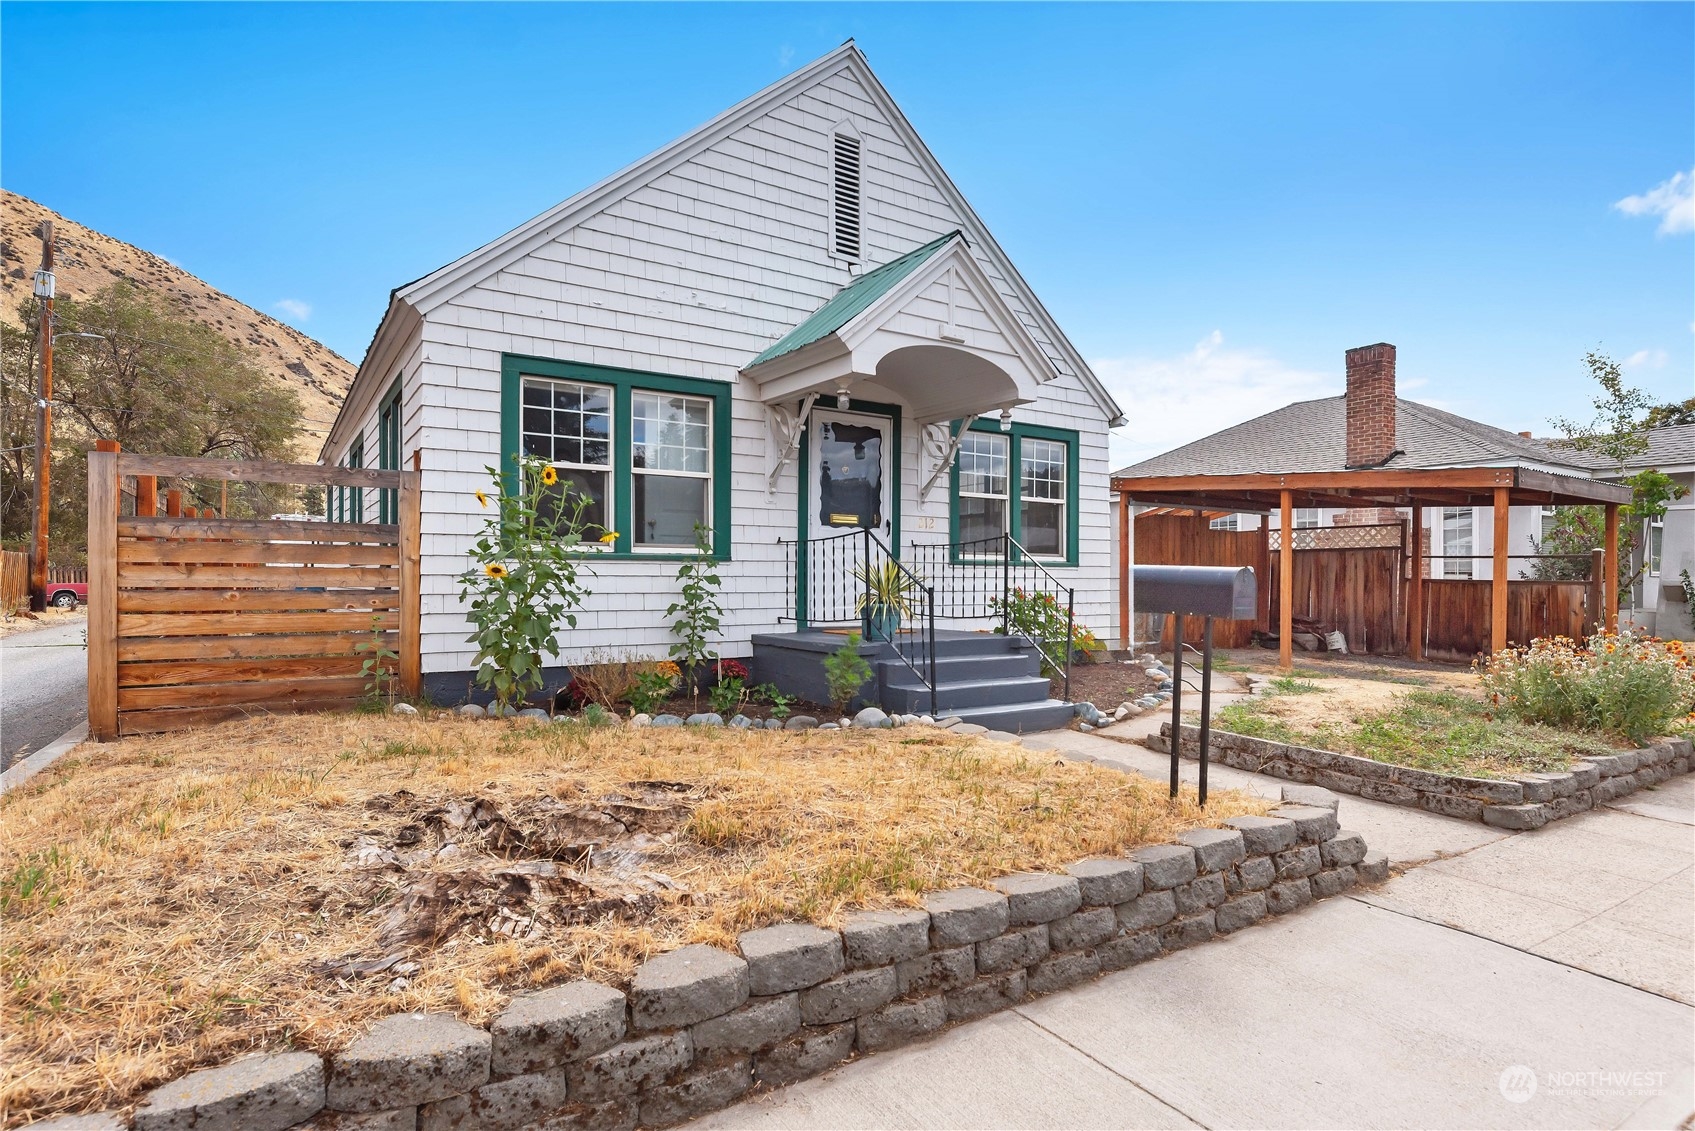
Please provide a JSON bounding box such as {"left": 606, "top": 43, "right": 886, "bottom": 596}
{"left": 1643, "top": 396, "right": 1695, "bottom": 429}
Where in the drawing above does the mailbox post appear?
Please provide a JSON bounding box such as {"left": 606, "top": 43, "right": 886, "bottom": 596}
{"left": 1132, "top": 565, "right": 1257, "bottom": 805}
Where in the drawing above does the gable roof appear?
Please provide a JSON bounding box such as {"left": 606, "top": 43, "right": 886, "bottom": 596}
{"left": 1114, "top": 395, "right": 1594, "bottom": 480}
{"left": 1541, "top": 423, "right": 1695, "bottom": 475}
{"left": 749, "top": 232, "right": 957, "bottom": 367}
{"left": 326, "top": 43, "right": 1121, "bottom": 458}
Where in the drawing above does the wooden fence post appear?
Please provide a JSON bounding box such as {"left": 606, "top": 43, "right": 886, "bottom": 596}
{"left": 1588, "top": 548, "right": 1605, "bottom": 636}
{"left": 399, "top": 468, "right": 422, "bottom": 699}
{"left": 88, "top": 450, "right": 120, "bottom": 740}
{"left": 1602, "top": 505, "right": 1619, "bottom": 632}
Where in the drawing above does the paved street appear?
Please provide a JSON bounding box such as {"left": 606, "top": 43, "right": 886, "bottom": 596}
{"left": 1, "top": 617, "right": 88, "bottom": 771}
{"left": 697, "top": 735, "right": 1695, "bottom": 1131}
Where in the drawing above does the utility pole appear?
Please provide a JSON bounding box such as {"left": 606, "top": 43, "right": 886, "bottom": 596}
{"left": 28, "top": 221, "right": 54, "bottom": 612}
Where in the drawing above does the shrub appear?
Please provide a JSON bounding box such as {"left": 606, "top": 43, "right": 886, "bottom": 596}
{"left": 626, "top": 669, "right": 678, "bottom": 716}
{"left": 707, "top": 676, "right": 746, "bottom": 716}
{"left": 753, "top": 682, "right": 795, "bottom": 719}
{"left": 1481, "top": 631, "right": 1695, "bottom": 744}
{"left": 561, "top": 655, "right": 678, "bottom": 712}
{"left": 991, "top": 587, "right": 1100, "bottom": 676}
{"left": 823, "top": 633, "right": 873, "bottom": 713}
{"left": 667, "top": 524, "right": 723, "bottom": 709}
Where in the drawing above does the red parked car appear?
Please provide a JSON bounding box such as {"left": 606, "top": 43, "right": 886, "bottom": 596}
{"left": 46, "top": 581, "right": 86, "bottom": 608}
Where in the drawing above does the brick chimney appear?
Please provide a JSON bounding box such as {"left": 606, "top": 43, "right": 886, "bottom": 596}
{"left": 1345, "top": 343, "right": 1398, "bottom": 468}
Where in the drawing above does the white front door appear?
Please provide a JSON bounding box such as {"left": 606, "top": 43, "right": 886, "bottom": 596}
{"left": 805, "top": 409, "right": 894, "bottom": 624}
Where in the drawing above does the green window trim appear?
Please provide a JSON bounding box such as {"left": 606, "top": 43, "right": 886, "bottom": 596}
{"left": 791, "top": 398, "right": 905, "bottom": 626}
{"left": 948, "top": 419, "right": 1080, "bottom": 568}
{"left": 377, "top": 376, "right": 402, "bottom": 524}
{"left": 500, "top": 353, "right": 733, "bottom": 560}
{"left": 345, "top": 436, "right": 365, "bottom": 524}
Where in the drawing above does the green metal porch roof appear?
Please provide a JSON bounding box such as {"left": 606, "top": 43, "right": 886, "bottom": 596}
{"left": 748, "top": 231, "right": 962, "bottom": 367}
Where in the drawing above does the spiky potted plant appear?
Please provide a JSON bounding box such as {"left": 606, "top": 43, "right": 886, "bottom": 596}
{"left": 854, "top": 559, "right": 921, "bottom": 642}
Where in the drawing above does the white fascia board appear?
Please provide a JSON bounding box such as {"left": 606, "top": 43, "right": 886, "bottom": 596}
{"left": 320, "top": 296, "right": 419, "bottom": 463}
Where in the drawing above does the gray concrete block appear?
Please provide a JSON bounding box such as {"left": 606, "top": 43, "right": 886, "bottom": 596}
{"left": 328, "top": 1014, "right": 491, "bottom": 1113}
{"left": 566, "top": 1032, "right": 691, "bottom": 1103}
{"left": 1566, "top": 762, "right": 1600, "bottom": 789}
{"left": 1047, "top": 906, "right": 1117, "bottom": 951}
{"left": 1311, "top": 866, "right": 1357, "bottom": 899}
{"left": 1173, "top": 873, "right": 1228, "bottom": 916}
{"left": 1529, "top": 771, "right": 1577, "bottom": 798}
{"left": 300, "top": 1111, "right": 418, "bottom": 1131}
{"left": 1027, "top": 950, "right": 1102, "bottom": 995}
{"left": 1279, "top": 784, "right": 1340, "bottom": 811}
{"left": 943, "top": 969, "right": 1027, "bottom": 1023}
{"left": 525, "top": 1098, "right": 637, "bottom": 1131}
{"left": 491, "top": 980, "right": 625, "bottom": 1075}
{"left": 974, "top": 926, "right": 1049, "bottom": 975}
{"left": 1320, "top": 830, "right": 1367, "bottom": 868}
{"left": 689, "top": 993, "right": 800, "bottom": 1057}
{"left": 1215, "top": 891, "right": 1268, "bottom": 934}
{"left": 895, "top": 945, "right": 976, "bottom": 995}
{"left": 418, "top": 1068, "right": 567, "bottom": 1131}
{"left": 1416, "top": 793, "right": 1485, "bottom": 822}
{"left": 1586, "top": 751, "right": 1637, "bottom": 776}
{"left": 855, "top": 995, "right": 946, "bottom": 1053}
{"left": 637, "top": 1058, "right": 752, "bottom": 1129}
{"left": 1313, "top": 769, "right": 1365, "bottom": 796}
{"left": 629, "top": 945, "right": 748, "bottom": 1031}
{"left": 1265, "top": 879, "right": 1314, "bottom": 915}
{"left": 1357, "top": 850, "right": 1390, "bottom": 884}
{"left": 737, "top": 924, "right": 843, "bottom": 995}
{"left": 1358, "top": 778, "right": 1420, "bottom": 805}
{"left": 753, "top": 1024, "right": 856, "bottom": 1088}
{"left": 1549, "top": 790, "right": 1594, "bottom": 820}
{"left": 925, "top": 887, "right": 1009, "bottom": 947}
{"left": 1097, "top": 929, "right": 1161, "bottom": 971}
{"left": 29, "top": 1116, "right": 127, "bottom": 1131}
{"left": 1116, "top": 888, "right": 1177, "bottom": 932}
{"left": 1273, "top": 844, "right": 1322, "bottom": 880}
{"left": 1177, "top": 829, "right": 1247, "bottom": 875}
{"left": 1590, "top": 776, "right": 1625, "bottom": 803}
{"left": 1235, "top": 855, "right": 1276, "bottom": 891}
{"left": 1453, "top": 776, "right": 1524, "bottom": 804}
{"left": 991, "top": 873, "right": 1082, "bottom": 924}
{"left": 1222, "top": 815, "right": 1298, "bottom": 855}
{"left": 1132, "top": 844, "right": 1198, "bottom": 889}
{"left": 1064, "top": 858, "right": 1144, "bottom": 906}
{"left": 1158, "top": 912, "right": 1216, "bottom": 951}
{"left": 134, "top": 1052, "right": 325, "bottom": 1131}
{"left": 1481, "top": 803, "right": 1550, "bottom": 831}
{"left": 1512, "top": 775, "right": 1554, "bottom": 803}
{"left": 839, "top": 909, "right": 930, "bottom": 969}
{"left": 799, "top": 967, "right": 898, "bottom": 1025}
{"left": 1270, "top": 804, "right": 1340, "bottom": 843}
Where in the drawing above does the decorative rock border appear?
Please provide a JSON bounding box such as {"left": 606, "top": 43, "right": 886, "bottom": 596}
{"left": 1152, "top": 724, "right": 1693, "bottom": 830}
{"left": 50, "top": 794, "right": 1385, "bottom": 1131}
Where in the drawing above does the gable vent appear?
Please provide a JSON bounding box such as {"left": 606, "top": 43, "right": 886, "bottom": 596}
{"left": 831, "top": 132, "right": 862, "bottom": 260}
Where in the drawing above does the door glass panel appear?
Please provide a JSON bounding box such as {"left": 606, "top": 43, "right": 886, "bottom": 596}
{"left": 818, "top": 420, "right": 884, "bottom": 529}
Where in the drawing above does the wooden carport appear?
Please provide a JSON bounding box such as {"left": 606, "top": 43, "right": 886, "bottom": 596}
{"left": 1113, "top": 465, "right": 1633, "bottom": 669}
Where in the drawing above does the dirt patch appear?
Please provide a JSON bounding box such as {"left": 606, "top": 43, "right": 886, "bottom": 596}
{"left": 0, "top": 605, "right": 84, "bottom": 639}
{"left": 0, "top": 713, "right": 1271, "bottom": 1123}
{"left": 1053, "top": 657, "right": 1162, "bottom": 708}
{"left": 1240, "top": 676, "right": 1422, "bottom": 732}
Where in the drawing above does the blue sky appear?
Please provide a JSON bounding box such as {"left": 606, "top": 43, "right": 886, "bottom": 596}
{"left": 3, "top": 2, "right": 1690, "bottom": 462}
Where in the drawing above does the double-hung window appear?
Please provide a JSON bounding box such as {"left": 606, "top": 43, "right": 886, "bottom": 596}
{"left": 950, "top": 422, "right": 1077, "bottom": 564}
{"left": 632, "top": 391, "right": 712, "bottom": 546}
{"left": 1442, "top": 507, "right": 1474, "bottom": 578}
{"left": 1210, "top": 514, "right": 1241, "bottom": 531}
{"left": 521, "top": 377, "right": 613, "bottom": 534}
{"left": 1293, "top": 508, "right": 1322, "bottom": 529}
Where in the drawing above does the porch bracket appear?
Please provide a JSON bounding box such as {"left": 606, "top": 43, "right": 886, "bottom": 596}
{"left": 765, "top": 392, "right": 819, "bottom": 496}
{"left": 919, "top": 414, "right": 979, "bottom": 502}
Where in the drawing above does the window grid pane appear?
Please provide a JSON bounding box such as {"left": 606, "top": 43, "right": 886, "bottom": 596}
{"left": 632, "top": 391, "right": 712, "bottom": 547}
{"left": 521, "top": 378, "right": 613, "bottom": 470}
{"left": 959, "top": 433, "right": 1008, "bottom": 497}
{"left": 1019, "top": 439, "right": 1065, "bottom": 502}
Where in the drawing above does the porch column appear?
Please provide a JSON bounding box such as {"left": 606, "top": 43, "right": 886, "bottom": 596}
{"left": 1603, "top": 503, "right": 1620, "bottom": 632}
{"left": 1408, "top": 504, "right": 1424, "bottom": 661}
{"left": 1279, "top": 489, "right": 1293, "bottom": 671}
{"left": 1118, "top": 491, "right": 1130, "bottom": 651}
{"left": 1490, "top": 487, "right": 1510, "bottom": 654}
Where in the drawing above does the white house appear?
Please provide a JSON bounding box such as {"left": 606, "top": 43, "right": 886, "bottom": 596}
{"left": 320, "top": 43, "right": 1123, "bottom": 727}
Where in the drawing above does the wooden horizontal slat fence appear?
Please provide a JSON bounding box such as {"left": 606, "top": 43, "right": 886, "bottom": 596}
{"left": 88, "top": 450, "right": 420, "bottom": 739}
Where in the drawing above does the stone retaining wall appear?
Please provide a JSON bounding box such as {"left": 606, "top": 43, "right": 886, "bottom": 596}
{"left": 1151, "top": 724, "right": 1693, "bottom": 830}
{"left": 47, "top": 797, "right": 1386, "bottom": 1131}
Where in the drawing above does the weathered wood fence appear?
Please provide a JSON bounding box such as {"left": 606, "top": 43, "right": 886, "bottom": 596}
{"left": 1, "top": 551, "right": 28, "bottom": 615}
{"left": 1419, "top": 579, "right": 1590, "bottom": 664}
{"left": 88, "top": 451, "right": 420, "bottom": 740}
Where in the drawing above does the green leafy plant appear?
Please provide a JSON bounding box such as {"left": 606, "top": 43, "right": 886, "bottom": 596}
{"left": 823, "top": 632, "right": 874, "bottom": 714}
{"left": 753, "top": 682, "right": 795, "bottom": 720}
{"left": 580, "top": 702, "right": 615, "bottom": 727}
{"left": 1682, "top": 570, "right": 1695, "bottom": 633}
{"left": 854, "top": 559, "right": 921, "bottom": 619}
{"left": 991, "top": 587, "right": 1097, "bottom": 677}
{"left": 625, "top": 669, "right": 677, "bottom": 716}
{"left": 354, "top": 613, "right": 399, "bottom": 709}
{"left": 457, "top": 456, "right": 598, "bottom": 714}
{"left": 707, "top": 676, "right": 746, "bottom": 716}
{"left": 666, "top": 524, "right": 722, "bottom": 710}
{"left": 1481, "top": 631, "right": 1695, "bottom": 744}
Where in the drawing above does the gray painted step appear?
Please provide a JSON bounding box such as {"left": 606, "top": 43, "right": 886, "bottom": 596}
{"left": 889, "top": 634, "right": 1034, "bottom": 660}
{"left": 883, "top": 674, "right": 1052, "bottom": 714}
{"left": 947, "top": 699, "right": 1077, "bottom": 734}
{"left": 876, "top": 653, "right": 1037, "bottom": 684}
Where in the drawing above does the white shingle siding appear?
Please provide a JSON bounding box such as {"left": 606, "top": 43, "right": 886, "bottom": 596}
{"left": 337, "top": 61, "right": 1112, "bottom": 675}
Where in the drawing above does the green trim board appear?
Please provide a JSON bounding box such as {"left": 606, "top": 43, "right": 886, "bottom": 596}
{"left": 948, "top": 419, "right": 1080, "bottom": 568}
{"left": 346, "top": 435, "right": 365, "bottom": 523}
{"left": 377, "top": 376, "right": 402, "bottom": 524}
{"left": 793, "top": 398, "right": 904, "bottom": 628}
{"left": 499, "top": 353, "right": 733, "bottom": 560}
{"left": 750, "top": 232, "right": 960, "bottom": 367}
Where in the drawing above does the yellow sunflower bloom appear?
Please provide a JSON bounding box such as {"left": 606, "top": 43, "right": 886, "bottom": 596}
{"left": 599, "top": 531, "right": 621, "bottom": 544}
{"left": 485, "top": 563, "right": 509, "bottom": 579}
{"left": 540, "top": 466, "right": 559, "bottom": 487}
{"left": 475, "top": 489, "right": 489, "bottom": 508}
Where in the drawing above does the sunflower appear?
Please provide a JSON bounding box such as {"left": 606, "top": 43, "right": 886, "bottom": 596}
{"left": 540, "top": 466, "right": 559, "bottom": 487}
{"left": 599, "top": 531, "right": 621, "bottom": 544}
{"left": 475, "top": 489, "right": 489, "bottom": 508}
{"left": 484, "top": 563, "right": 509, "bottom": 579}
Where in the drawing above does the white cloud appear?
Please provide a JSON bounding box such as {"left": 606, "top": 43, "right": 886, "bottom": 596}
{"left": 1095, "top": 331, "right": 1339, "bottom": 469}
{"left": 1613, "top": 169, "right": 1695, "bottom": 236}
{"left": 274, "top": 298, "right": 312, "bottom": 321}
{"left": 1624, "top": 348, "right": 1668, "bottom": 370}
{"left": 777, "top": 44, "right": 795, "bottom": 69}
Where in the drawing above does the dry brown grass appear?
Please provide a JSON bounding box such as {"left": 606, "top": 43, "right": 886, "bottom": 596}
{"left": 0, "top": 713, "right": 1269, "bottom": 1124}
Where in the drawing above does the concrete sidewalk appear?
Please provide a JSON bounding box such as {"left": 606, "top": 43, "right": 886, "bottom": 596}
{"left": 696, "top": 741, "right": 1695, "bottom": 1130}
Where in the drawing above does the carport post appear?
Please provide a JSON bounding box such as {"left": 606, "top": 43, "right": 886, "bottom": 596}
{"left": 1491, "top": 486, "right": 1510, "bottom": 654}
{"left": 1602, "top": 504, "right": 1619, "bottom": 632}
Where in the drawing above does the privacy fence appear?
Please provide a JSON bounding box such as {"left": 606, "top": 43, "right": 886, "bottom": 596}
{"left": 87, "top": 451, "right": 420, "bottom": 740}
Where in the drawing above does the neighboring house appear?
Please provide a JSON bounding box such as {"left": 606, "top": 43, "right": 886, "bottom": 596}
{"left": 1552, "top": 424, "right": 1695, "bottom": 638}
{"left": 321, "top": 43, "right": 1123, "bottom": 723}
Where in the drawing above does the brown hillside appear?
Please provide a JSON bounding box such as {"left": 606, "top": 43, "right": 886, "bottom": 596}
{"left": 0, "top": 190, "right": 353, "bottom": 452}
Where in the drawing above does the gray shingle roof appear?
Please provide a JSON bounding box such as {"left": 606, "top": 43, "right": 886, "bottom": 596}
{"left": 1541, "top": 423, "right": 1695, "bottom": 474}
{"left": 1113, "top": 396, "right": 1594, "bottom": 479}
